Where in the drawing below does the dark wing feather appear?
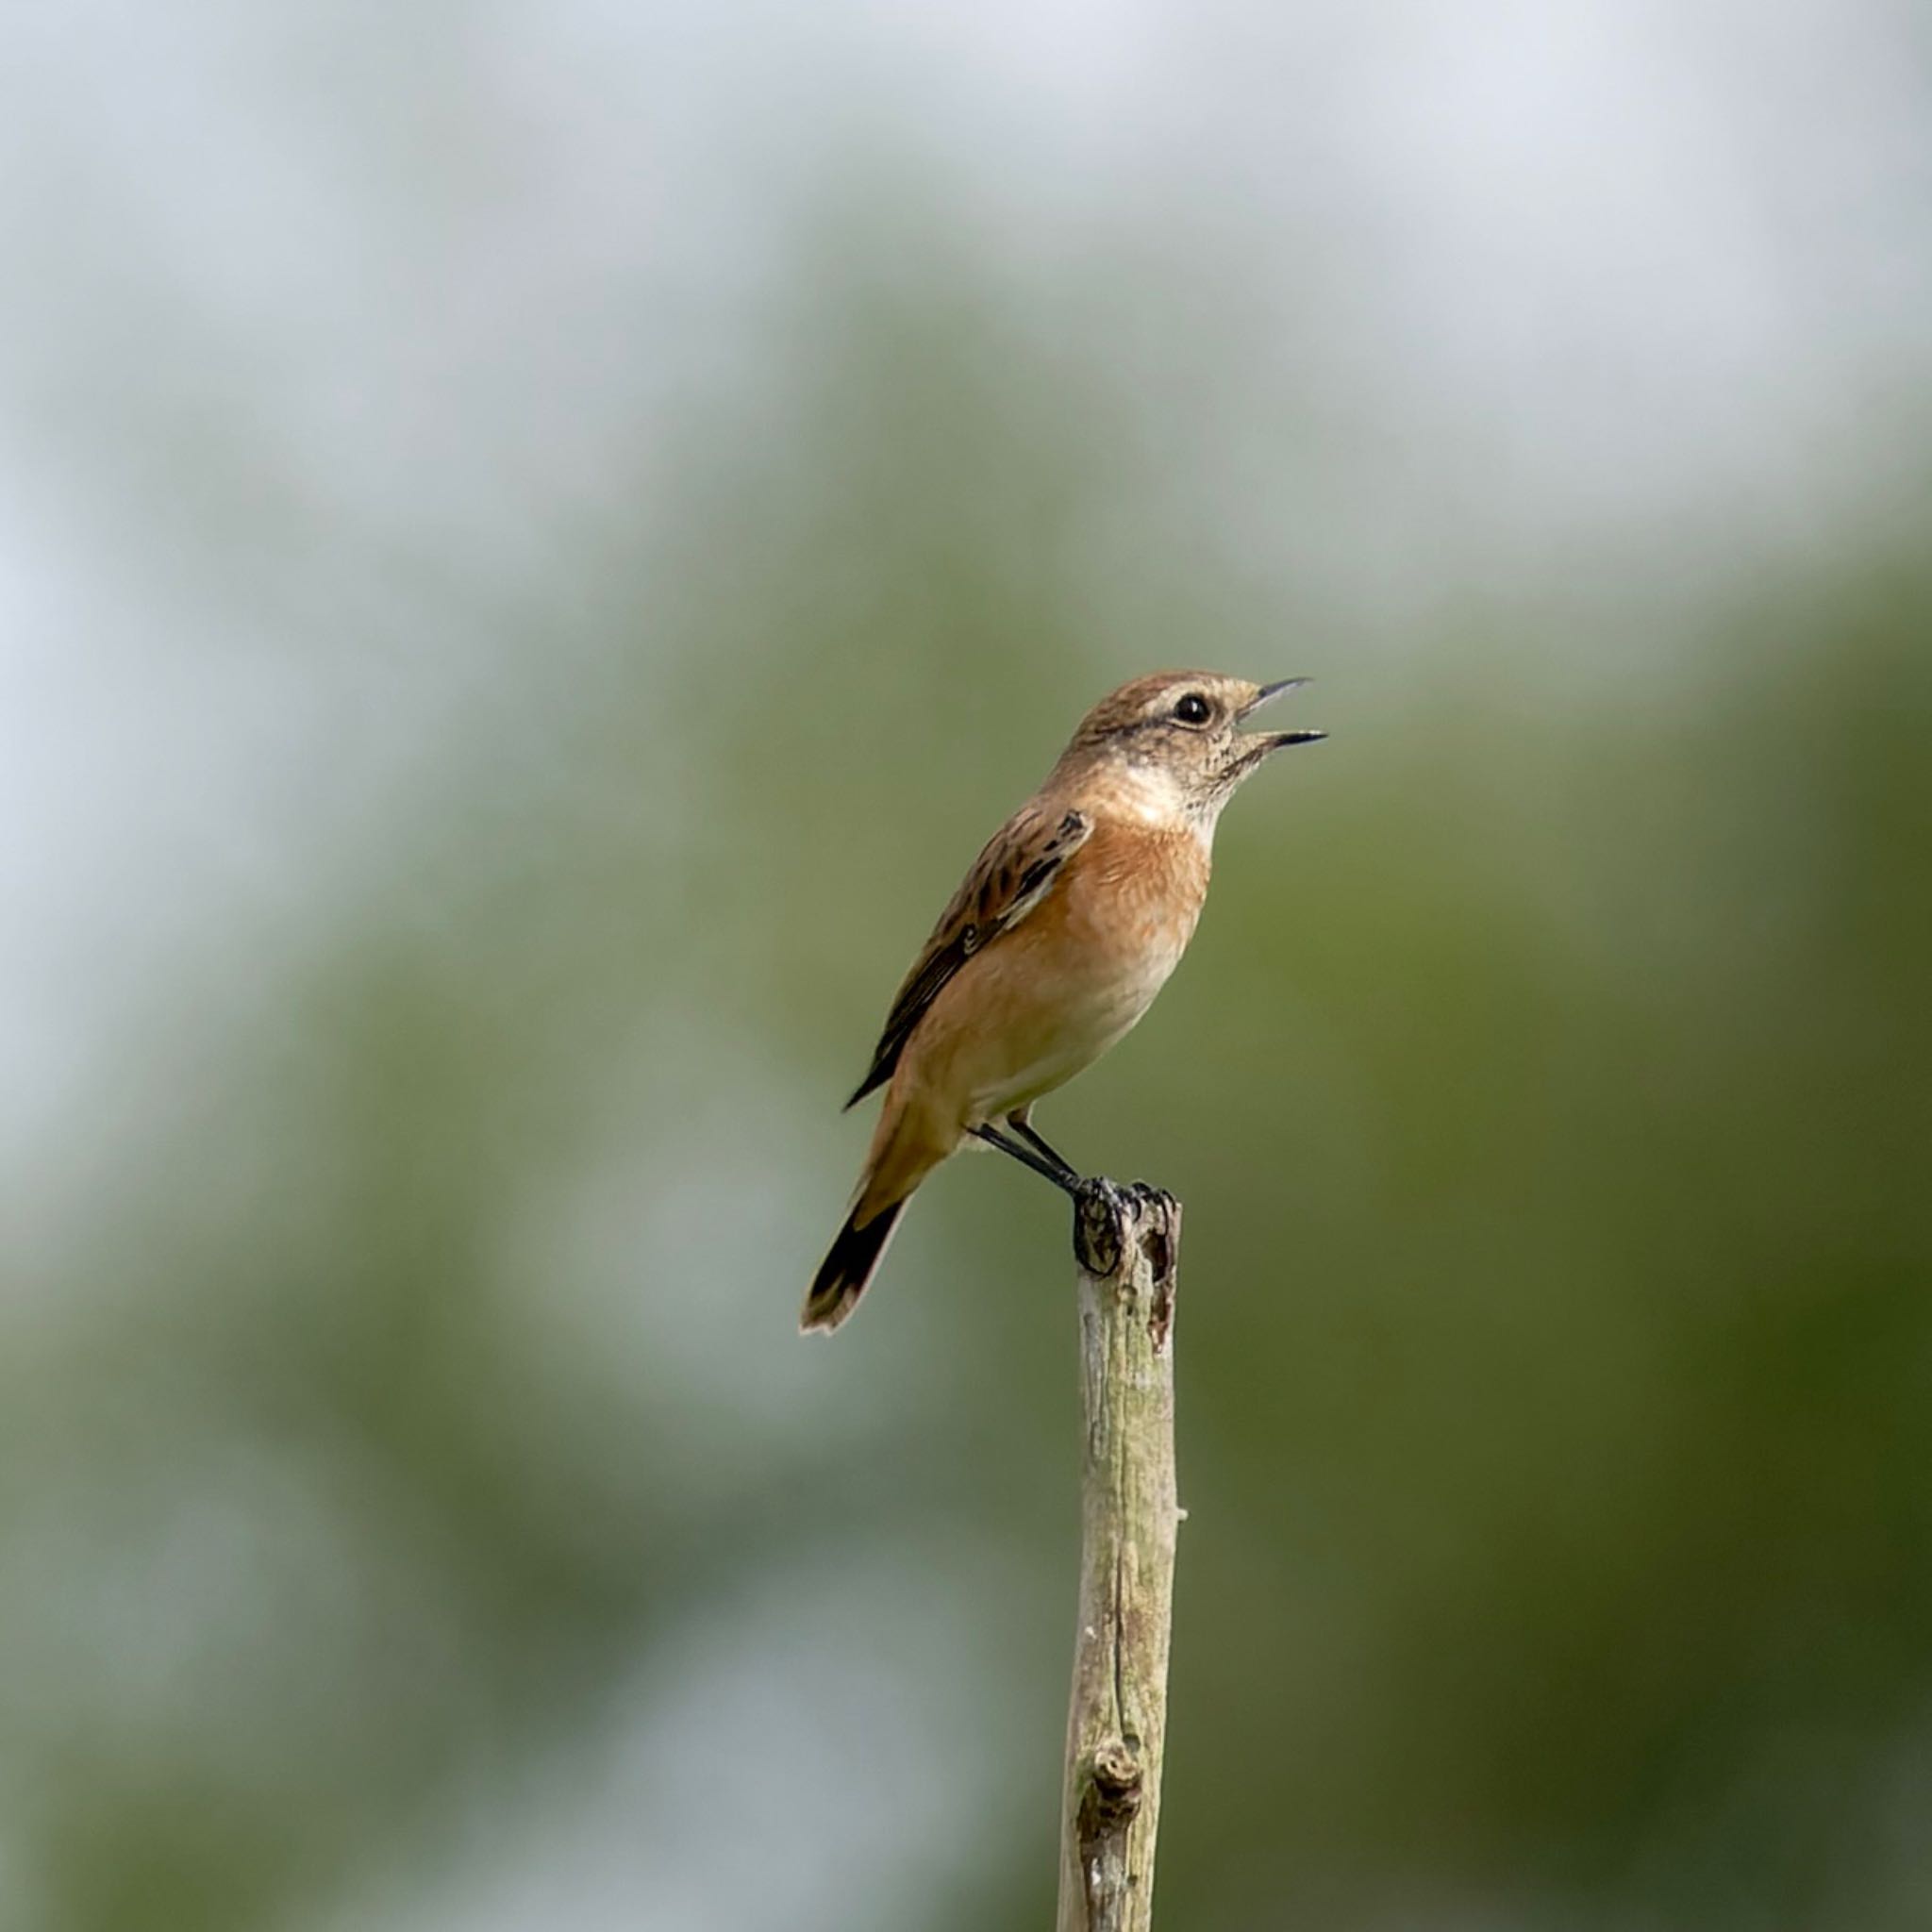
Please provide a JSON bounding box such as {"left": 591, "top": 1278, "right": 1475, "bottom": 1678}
{"left": 844, "top": 803, "right": 1091, "bottom": 1108}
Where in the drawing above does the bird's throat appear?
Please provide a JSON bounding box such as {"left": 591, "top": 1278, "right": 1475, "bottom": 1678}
{"left": 1091, "top": 759, "right": 1221, "bottom": 848}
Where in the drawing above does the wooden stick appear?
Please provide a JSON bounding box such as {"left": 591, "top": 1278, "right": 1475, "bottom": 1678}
{"left": 1057, "top": 1180, "right": 1184, "bottom": 1932}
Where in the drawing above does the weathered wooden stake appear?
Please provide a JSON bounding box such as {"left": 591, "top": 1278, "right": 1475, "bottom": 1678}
{"left": 1057, "top": 1180, "right": 1183, "bottom": 1932}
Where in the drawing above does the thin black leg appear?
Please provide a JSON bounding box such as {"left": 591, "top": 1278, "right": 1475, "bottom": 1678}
{"left": 1006, "top": 1114, "right": 1080, "bottom": 1181}
{"left": 973, "top": 1123, "right": 1082, "bottom": 1196}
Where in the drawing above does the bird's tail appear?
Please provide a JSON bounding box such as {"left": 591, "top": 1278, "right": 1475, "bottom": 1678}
{"left": 801, "top": 1197, "right": 908, "bottom": 1335}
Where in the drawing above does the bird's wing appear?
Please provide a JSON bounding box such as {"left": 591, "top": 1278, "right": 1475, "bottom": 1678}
{"left": 845, "top": 802, "right": 1092, "bottom": 1108}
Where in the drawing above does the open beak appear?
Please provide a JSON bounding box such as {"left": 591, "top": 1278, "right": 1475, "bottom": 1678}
{"left": 1238, "top": 676, "right": 1326, "bottom": 758}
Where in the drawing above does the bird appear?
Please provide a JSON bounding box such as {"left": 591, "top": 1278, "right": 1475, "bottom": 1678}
{"left": 802, "top": 670, "right": 1324, "bottom": 1334}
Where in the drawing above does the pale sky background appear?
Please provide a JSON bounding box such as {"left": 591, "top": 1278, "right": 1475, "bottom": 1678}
{"left": 6, "top": 0, "right": 1929, "bottom": 1195}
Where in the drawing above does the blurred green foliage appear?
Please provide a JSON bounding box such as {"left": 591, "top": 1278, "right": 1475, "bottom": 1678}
{"left": 5, "top": 20, "right": 1932, "bottom": 1931}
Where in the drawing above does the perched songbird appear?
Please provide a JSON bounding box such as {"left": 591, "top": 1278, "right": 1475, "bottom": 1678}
{"left": 803, "top": 670, "right": 1324, "bottom": 1333}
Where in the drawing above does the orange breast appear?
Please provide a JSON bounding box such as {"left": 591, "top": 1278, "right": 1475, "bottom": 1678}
{"left": 890, "top": 814, "right": 1212, "bottom": 1136}
{"left": 1062, "top": 815, "right": 1212, "bottom": 961}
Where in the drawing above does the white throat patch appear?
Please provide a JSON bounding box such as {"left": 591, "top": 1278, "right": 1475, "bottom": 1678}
{"left": 1114, "top": 760, "right": 1223, "bottom": 848}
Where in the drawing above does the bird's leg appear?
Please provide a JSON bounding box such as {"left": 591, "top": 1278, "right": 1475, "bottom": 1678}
{"left": 1005, "top": 1108, "right": 1081, "bottom": 1182}
{"left": 972, "top": 1123, "right": 1082, "bottom": 1196}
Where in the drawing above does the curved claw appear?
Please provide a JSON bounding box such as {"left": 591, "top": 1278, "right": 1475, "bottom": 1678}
{"left": 1073, "top": 1178, "right": 1129, "bottom": 1276}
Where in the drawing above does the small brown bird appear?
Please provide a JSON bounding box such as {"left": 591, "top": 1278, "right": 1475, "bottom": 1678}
{"left": 803, "top": 670, "right": 1324, "bottom": 1333}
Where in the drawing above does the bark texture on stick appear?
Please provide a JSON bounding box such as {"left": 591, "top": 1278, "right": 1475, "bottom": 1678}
{"left": 1058, "top": 1180, "right": 1183, "bottom": 1932}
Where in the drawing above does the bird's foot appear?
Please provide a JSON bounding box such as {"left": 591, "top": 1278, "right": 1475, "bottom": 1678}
{"left": 1072, "top": 1177, "right": 1178, "bottom": 1279}
{"left": 1073, "top": 1178, "right": 1125, "bottom": 1276}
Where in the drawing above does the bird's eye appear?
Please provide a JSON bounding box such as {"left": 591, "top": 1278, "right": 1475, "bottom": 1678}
{"left": 1174, "top": 692, "right": 1212, "bottom": 725}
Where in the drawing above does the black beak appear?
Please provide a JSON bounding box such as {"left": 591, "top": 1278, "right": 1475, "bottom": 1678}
{"left": 1240, "top": 677, "right": 1325, "bottom": 754}
{"left": 1251, "top": 677, "right": 1310, "bottom": 708}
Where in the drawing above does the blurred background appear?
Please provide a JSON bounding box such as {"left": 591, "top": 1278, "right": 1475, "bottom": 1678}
{"left": 4, "top": 2, "right": 1930, "bottom": 1927}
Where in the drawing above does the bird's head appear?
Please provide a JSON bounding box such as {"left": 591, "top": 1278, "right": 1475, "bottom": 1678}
{"left": 1056, "top": 671, "right": 1324, "bottom": 824}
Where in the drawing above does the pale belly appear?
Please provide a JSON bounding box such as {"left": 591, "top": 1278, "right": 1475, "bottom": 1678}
{"left": 952, "top": 933, "right": 1188, "bottom": 1124}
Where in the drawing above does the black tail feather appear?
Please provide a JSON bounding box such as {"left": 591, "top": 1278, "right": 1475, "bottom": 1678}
{"left": 801, "top": 1199, "right": 906, "bottom": 1334}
